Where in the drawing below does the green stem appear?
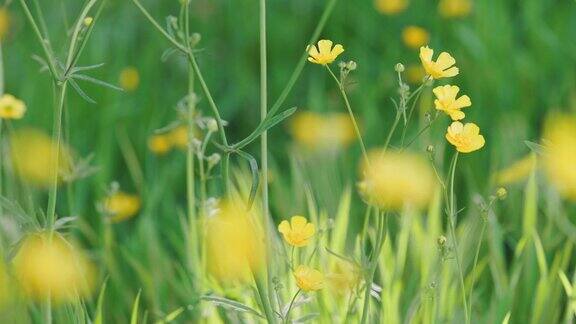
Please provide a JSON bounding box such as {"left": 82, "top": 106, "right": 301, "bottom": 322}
{"left": 447, "top": 152, "right": 469, "bottom": 324}
{"left": 186, "top": 64, "right": 199, "bottom": 272}
{"left": 283, "top": 289, "right": 301, "bottom": 323}
{"left": 468, "top": 219, "right": 486, "bottom": 318}
{"left": 383, "top": 111, "right": 401, "bottom": 151}
{"left": 326, "top": 65, "right": 369, "bottom": 164}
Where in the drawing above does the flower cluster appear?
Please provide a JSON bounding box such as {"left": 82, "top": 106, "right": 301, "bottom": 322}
{"left": 420, "top": 46, "right": 485, "bottom": 153}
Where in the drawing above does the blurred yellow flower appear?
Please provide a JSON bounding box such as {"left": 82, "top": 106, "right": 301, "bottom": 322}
{"left": 10, "top": 128, "right": 71, "bottom": 187}
{"left": 168, "top": 125, "right": 190, "bottom": 150}
{"left": 406, "top": 64, "right": 426, "bottom": 84}
{"left": 0, "top": 8, "right": 10, "bottom": 40}
{"left": 439, "top": 0, "right": 472, "bottom": 18}
{"left": 374, "top": 0, "right": 408, "bottom": 15}
{"left": 294, "top": 265, "right": 324, "bottom": 292}
{"left": 494, "top": 154, "right": 537, "bottom": 185}
{"left": 358, "top": 151, "right": 435, "bottom": 210}
{"left": 542, "top": 114, "right": 576, "bottom": 200}
{"left": 205, "top": 199, "right": 265, "bottom": 284}
{"left": 148, "top": 134, "right": 172, "bottom": 155}
{"left": 103, "top": 191, "right": 141, "bottom": 223}
{"left": 402, "top": 26, "right": 429, "bottom": 49}
{"left": 13, "top": 233, "right": 95, "bottom": 303}
{"left": 278, "top": 216, "right": 315, "bottom": 248}
{"left": 307, "top": 40, "right": 344, "bottom": 65}
{"left": 0, "top": 261, "right": 8, "bottom": 306}
{"left": 433, "top": 85, "right": 471, "bottom": 121}
{"left": 446, "top": 121, "right": 485, "bottom": 153}
{"left": 289, "top": 111, "right": 355, "bottom": 149}
{"left": 0, "top": 94, "right": 26, "bottom": 120}
{"left": 327, "top": 260, "right": 361, "bottom": 294}
{"left": 119, "top": 67, "right": 140, "bottom": 92}
{"left": 419, "top": 46, "right": 459, "bottom": 79}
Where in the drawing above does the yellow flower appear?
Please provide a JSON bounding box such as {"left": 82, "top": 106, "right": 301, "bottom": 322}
{"left": 445, "top": 121, "right": 485, "bottom": 153}
{"left": 0, "top": 94, "right": 26, "bottom": 120}
{"left": 119, "top": 67, "right": 140, "bottom": 92}
{"left": 307, "top": 40, "right": 344, "bottom": 65}
{"left": 433, "top": 85, "right": 471, "bottom": 121}
{"left": 327, "top": 260, "right": 361, "bottom": 294}
{"left": 0, "top": 261, "right": 8, "bottom": 306}
{"left": 406, "top": 64, "right": 426, "bottom": 84}
{"left": 419, "top": 46, "right": 459, "bottom": 79}
{"left": 103, "top": 192, "right": 141, "bottom": 223}
{"left": 289, "top": 112, "right": 355, "bottom": 150}
{"left": 148, "top": 134, "right": 172, "bottom": 155}
{"left": 402, "top": 26, "right": 429, "bottom": 49}
{"left": 278, "top": 216, "right": 316, "bottom": 247}
{"left": 439, "top": 0, "right": 472, "bottom": 18}
{"left": 294, "top": 265, "right": 324, "bottom": 292}
{"left": 494, "top": 154, "right": 537, "bottom": 185}
{"left": 358, "top": 151, "right": 435, "bottom": 210}
{"left": 10, "top": 128, "right": 71, "bottom": 187}
{"left": 374, "top": 0, "right": 408, "bottom": 15}
{"left": 168, "top": 125, "right": 191, "bottom": 150}
{"left": 542, "top": 114, "right": 576, "bottom": 200}
{"left": 13, "top": 233, "right": 95, "bottom": 303}
{"left": 0, "top": 8, "right": 10, "bottom": 40}
{"left": 205, "top": 199, "right": 265, "bottom": 284}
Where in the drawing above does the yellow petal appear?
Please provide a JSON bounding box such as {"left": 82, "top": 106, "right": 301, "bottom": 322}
{"left": 317, "top": 39, "right": 334, "bottom": 54}
{"left": 449, "top": 110, "right": 465, "bottom": 121}
{"left": 278, "top": 220, "right": 291, "bottom": 234}
{"left": 454, "top": 95, "right": 472, "bottom": 109}
{"left": 290, "top": 215, "right": 308, "bottom": 231}
{"left": 331, "top": 44, "right": 345, "bottom": 57}
{"left": 419, "top": 46, "right": 433, "bottom": 62}
{"left": 442, "top": 67, "right": 459, "bottom": 77}
{"left": 436, "top": 52, "right": 456, "bottom": 70}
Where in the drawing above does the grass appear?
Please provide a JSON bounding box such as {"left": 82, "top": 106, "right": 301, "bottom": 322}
{"left": 0, "top": 0, "right": 576, "bottom": 323}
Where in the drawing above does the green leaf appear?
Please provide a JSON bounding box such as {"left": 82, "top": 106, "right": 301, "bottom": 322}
{"left": 200, "top": 295, "right": 264, "bottom": 319}
{"left": 233, "top": 107, "right": 297, "bottom": 149}
{"left": 93, "top": 278, "right": 108, "bottom": 324}
{"left": 236, "top": 149, "right": 260, "bottom": 210}
{"left": 130, "top": 290, "right": 142, "bottom": 324}
{"left": 71, "top": 74, "right": 124, "bottom": 91}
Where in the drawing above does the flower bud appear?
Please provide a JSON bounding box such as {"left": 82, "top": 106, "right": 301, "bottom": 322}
{"left": 347, "top": 61, "right": 357, "bottom": 71}
{"left": 437, "top": 235, "right": 447, "bottom": 247}
{"left": 394, "top": 63, "right": 405, "bottom": 73}
{"left": 207, "top": 153, "right": 221, "bottom": 168}
{"left": 83, "top": 17, "right": 93, "bottom": 27}
{"left": 426, "top": 145, "right": 435, "bottom": 153}
{"left": 496, "top": 187, "right": 508, "bottom": 200}
{"left": 206, "top": 119, "right": 218, "bottom": 133}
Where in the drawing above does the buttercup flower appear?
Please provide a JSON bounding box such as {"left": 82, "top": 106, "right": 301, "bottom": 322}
{"left": 13, "top": 233, "right": 95, "bottom": 303}
{"left": 439, "top": 0, "right": 472, "bottom": 18}
{"left": 374, "top": 0, "right": 408, "bottom": 15}
{"left": 358, "top": 151, "right": 436, "bottom": 210}
{"left": 148, "top": 134, "right": 172, "bottom": 155}
{"left": 307, "top": 40, "right": 344, "bottom": 65}
{"left": 494, "top": 154, "right": 537, "bottom": 185}
{"left": 168, "top": 125, "right": 190, "bottom": 150}
{"left": 205, "top": 199, "right": 265, "bottom": 284}
{"left": 0, "top": 94, "right": 26, "bottom": 120}
{"left": 419, "top": 46, "right": 459, "bottom": 79}
{"left": 327, "top": 260, "right": 361, "bottom": 294}
{"left": 289, "top": 112, "right": 355, "bottom": 150}
{"left": 402, "top": 26, "right": 429, "bottom": 49}
{"left": 542, "top": 114, "right": 576, "bottom": 200}
{"left": 103, "top": 191, "right": 141, "bottom": 223}
{"left": 294, "top": 265, "right": 324, "bottom": 292}
{"left": 119, "top": 67, "right": 140, "bottom": 91}
{"left": 406, "top": 64, "right": 426, "bottom": 84}
{"left": 446, "top": 121, "right": 485, "bottom": 153}
{"left": 278, "top": 216, "right": 316, "bottom": 247}
{"left": 433, "top": 85, "right": 471, "bottom": 120}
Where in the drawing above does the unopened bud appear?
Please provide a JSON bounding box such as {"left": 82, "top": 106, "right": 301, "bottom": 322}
{"left": 437, "top": 235, "right": 447, "bottom": 247}
{"left": 347, "top": 61, "right": 357, "bottom": 71}
{"left": 190, "top": 33, "right": 202, "bottom": 47}
{"left": 83, "top": 17, "right": 93, "bottom": 27}
{"left": 206, "top": 119, "right": 218, "bottom": 133}
{"left": 207, "top": 153, "right": 221, "bottom": 168}
{"left": 395, "top": 63, "right": 405, "bottom": 73}
{"left": 426, "top": 145, "right": 435, "bottom": 153}
{"left": 496, "top": 187, "right": 508, "bottom": 200}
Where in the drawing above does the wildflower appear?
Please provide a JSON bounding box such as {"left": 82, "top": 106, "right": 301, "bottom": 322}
{"left": 0, "top": 94, "right": 26, "bottom": 120}
{"left": 13, "top": 233, "right": 95, "bottom": 303}
{"left": 445, "top": 121, "right": 485, "bottom": 153}
{"left": 494, "top": 154, "right": 537, "bottom": 185}
{"left": 439, "top": 0, "right": 472, "bottom": 18}
{"left": 402, "top": 26, "right": 429, "bottom": 49}
{"left": 103, "top": 191, "right": 141, "bottom": 223}
{"left": 496, "top": 187, "right": 508, "bottom": 200}
{"left": 358, "top": 151, "right": 436, "bottom": 210}
{"left": 419, "top": 46, "right": 459, "bottom": 79}
{"left": 289, "top": 112, "right": 355, "bottom": 150}
{"left": 278, "top": 216, "right": 315, "bottom": 247}
{"left": 119, "top": 67, "right": 140, "bottom": 92}
{"left": 205, "top": 199, "right": 265, "bottom": 284}
{"left": 0, "top": 8, "right": 10, "bottom": 40}
{"left": 148, "top": 134, "right": 172, "bottom": 155}
{"left": 294, "top": 265, "right": 324, "bottom": 292}
{"left": 406, "top": 64, "right": 426, "bottom": 84}
{"left": 432, "top": 85, "right": 471, "bottom": 121}
{"left": 327, "top": 260, "right": 361, "bottom": 294}
{"left": 10, "top": 128, "right": 71, "bottom": 187}
{"left": 168, "top": 126, "right": 190, "bottom": 150}
{"left": 542, "top": 114, "right": 576, "bottom": 200}
{"left": 374, "top": 0, "right": 408, "bottom": 15}
{"left": 307, "top": 40, "right": 344, "bottom": 65}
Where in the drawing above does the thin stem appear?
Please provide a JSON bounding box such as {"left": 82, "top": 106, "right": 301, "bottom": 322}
{"left": 400, "top": 86, "right": 425, "bottom": 146}
{"left": 283, "top": 289, "right": 301, "bottom": 323}
{"left": 383, "top": 111, "right": 401, "bottom": 151}
{"left": 467, "top": 219, "right": 486, "bottom": 318}
{"left": 0, "top": 41, "right": 4, "bottom": 94}
{"left": 446, "top": 152, "right": 469, "bottom": 324}
{"left": 326, "top": 65, "right": 369, "bottom": 163}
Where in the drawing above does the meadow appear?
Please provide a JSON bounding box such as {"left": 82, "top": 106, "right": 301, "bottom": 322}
{"left": 0, "top": 0, "right": 576, "bottom": 323}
